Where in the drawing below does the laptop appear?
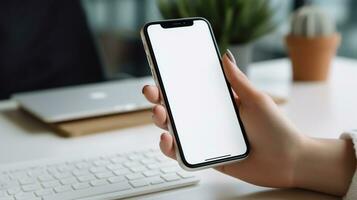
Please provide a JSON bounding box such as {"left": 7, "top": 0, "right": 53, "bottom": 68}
{"left": 12, "top": 77, "right": 154, "bottom": 123}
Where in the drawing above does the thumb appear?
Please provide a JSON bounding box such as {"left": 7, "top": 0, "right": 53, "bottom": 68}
{"left": 222, "top": 50, "right": 257, "bottom": 100}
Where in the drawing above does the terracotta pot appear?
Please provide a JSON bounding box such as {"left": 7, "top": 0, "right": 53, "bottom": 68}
{"left": 285, "top": 33, "right": 341, "bottom": 81}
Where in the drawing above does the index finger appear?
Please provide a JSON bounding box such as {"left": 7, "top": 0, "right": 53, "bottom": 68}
{"left": 222, "top": 53, "right": 257, "bottom": 100}
{"left": 142, "top": 85, "right": 161, "bottom": 104}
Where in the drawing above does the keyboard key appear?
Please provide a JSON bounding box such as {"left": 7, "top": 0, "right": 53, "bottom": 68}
{"left": 42, "top": 180, "right": 60, "bottom": 188}
{"left": 72, "top": 169, "right": 90, "bottom": 177}
{"left": 7, "top": 187, "right": 21, "bottom": 195}
{"left": 72, "top": 183, "right": 90, "bottom": 190}
{"left": 22, "top": 184, "right": 40, "bottom": 192}
{"left": 43, "top": 182, "right": 131, "bottom": 200}
{"left": 161, "top": 174, "right": 180, "bottom": 182}
{"left": 75, "top": 162, "right": 89, "bottom": 169}
{"left": 38, "top": 175, "right": 54, "bottom": 182}
{"left": 93, "top": 160, "right": 110, "bottom": 167}
{"left": 53, "top": 172, "right": 71, "bottom": 179}
{"left": 177, "top": 171, "right": 195, "bottom": 179}
{"left": 94, "top": 172, "right": 113, "bottom": 179}
{"left": 126, "top": 173, "right": 144, "bottom": 180}
{"left": 34, "top": 189, "right": 53, "bottom": 197}
{"left": 57, "top": 165, "right": 74, "bottom": 172}
{"left": 18, "top": 177, "right": 35, "bottom": 185}
{"left": 106, "top": 164, "right": 123, "bottom": 171}
{"left": 113, "top": 169, "right": 131, "bottom": 176}
{"left": 160, "top": 167, "right": 179, "bottom": 174}
{"left": 156, "top": 156, "right": 168, "bottom": 162}
{"left": 10, "top": 171, "right": 27, "bottom": 180}
{"left": 47, "top": 167, "right": 58, "bottom": 175}
{"left": 77, "top": 175, "right": 95, "bottom": 182}
{"left": 128, "top": 155, "right": 144, "bottom": 161}
{"left": 146, "top": 164, "right": 160, "bottom": 170}
{"left": 89, "top": 180, "right": 108, "bottom": 186}
{"left": 129, "top": 166, "right": 146, "bottom": 173}
{"left": 27, "top": 168, "right": 46, "bottom": 177}
{"left": 54, "top": 185, "right": 71, "bottom": 193}
{"left": 129, "top": 180, "right": 148, "bottom": 188}
{"left": 123, "top": 161, "right": 141, "bottom": 168}
{"left": 144, "top": 152, "right": 159, "bottom": 158}
{"left": 140, "top": 158, "right": 156, "bottom": 165}
{"left": 89, "top": 167, "right": 106, "bottom": 173}
{"left": 60, "top": 177, "right": 77, "bottom": 185}
{"left": 149, "top": 177, "right": 165, "bottom": 185}
{"left": 14, "top": 192, "right": 36, "bottom": 200}
{"left": 17, "top": 197, "right": 41, "bottom": 200}
{"left": 108, "top": 176, "right": 125, "bottom": 184}
{"left": 110, "top": 157, "right": 127, "bottom": 164}
{"left": 158, "top": 160, "right": 177, "bottom": 168}
{"left": 1, "top": 180, "right": 18, "bottom": 188}
{"left": 0, "top": 196, "right": 14, "bottom": 200}
{"left": 143, "top": 170, "right": 160, "bottom": 177}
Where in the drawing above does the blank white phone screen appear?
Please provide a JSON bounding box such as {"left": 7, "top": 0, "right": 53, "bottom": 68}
{"left": 147, "top": 20, "right": 247, "bottom": 165}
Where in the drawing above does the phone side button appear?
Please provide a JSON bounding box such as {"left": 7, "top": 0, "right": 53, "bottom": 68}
{"left": 151, "top": 70, "right": 160, "bottom": 87}
{"left": 152, "top": 69, "right": 158, "bottom": 80}
{"left": 147, "top": 55, "right": 153, "bottom": 66}
{"left": 151, "top": 68, "right": 156, "bottom": 77}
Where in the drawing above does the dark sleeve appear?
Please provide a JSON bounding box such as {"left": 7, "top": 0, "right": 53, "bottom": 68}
{"left": 0, "top": 0, "right": 104, "bottom": 99}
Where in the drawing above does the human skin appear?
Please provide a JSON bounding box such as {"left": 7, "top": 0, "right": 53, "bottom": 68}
{"left": 142, "top": 52, "right": 356, "bottom": 196}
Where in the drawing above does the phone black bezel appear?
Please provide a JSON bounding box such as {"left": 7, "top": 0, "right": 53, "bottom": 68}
{"left": 142, "top": 17, "right": 250, "bottom": 169}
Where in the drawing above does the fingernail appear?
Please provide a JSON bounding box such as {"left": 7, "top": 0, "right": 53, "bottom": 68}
{"left": 142, "top": 85, "right": 147, "bottom": 94}
{"left": 226, "top": 49, "right": 237, "bottom": 64}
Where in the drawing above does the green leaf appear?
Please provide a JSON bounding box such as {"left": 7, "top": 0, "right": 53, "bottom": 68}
{"left": 156, "top": 0, "right": 279, "bottom": 46}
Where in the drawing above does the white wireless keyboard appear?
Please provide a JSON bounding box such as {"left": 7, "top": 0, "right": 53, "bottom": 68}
{"left": 0, "top": 149, "right": 199, "bottom": 200}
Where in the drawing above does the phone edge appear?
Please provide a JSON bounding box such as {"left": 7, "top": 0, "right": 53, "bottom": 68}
{"left": 140, "top": 17, "right": 250, "bottom": 171}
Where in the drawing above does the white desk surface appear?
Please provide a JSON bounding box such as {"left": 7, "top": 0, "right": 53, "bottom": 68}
{"left": 1, "top": 57, "right": 357, "bottom": 200}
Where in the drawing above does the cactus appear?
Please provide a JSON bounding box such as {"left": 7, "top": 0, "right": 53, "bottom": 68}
{"left": 290, "top": 6, "right": 336, "bottom": 38}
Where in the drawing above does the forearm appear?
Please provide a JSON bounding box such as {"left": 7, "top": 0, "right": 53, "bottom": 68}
{"left": 293, "top": 137, "right": 356, "bottom": 196}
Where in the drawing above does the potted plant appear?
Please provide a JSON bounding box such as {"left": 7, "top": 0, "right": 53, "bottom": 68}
{"left": 285, "top": 6, "right": 341, "bottom": 81}
{"left": 157, "top": 0, "right": 277, "bottom": 74}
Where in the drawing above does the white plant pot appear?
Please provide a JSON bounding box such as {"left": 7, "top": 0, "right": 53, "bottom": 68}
{"left": 228, "top": 44, "right": 253, "bottom": 75}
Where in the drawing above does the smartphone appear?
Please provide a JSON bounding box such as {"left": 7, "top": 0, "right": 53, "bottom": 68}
{"left": 141, "top": 18, "right": 249, "bottom": 170}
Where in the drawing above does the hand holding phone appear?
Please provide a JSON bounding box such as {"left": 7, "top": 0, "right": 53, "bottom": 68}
{"left": 142, "top": 18, "right": 356, "bottom": 196}
{"left": 142, "top": 52, "right": 307, "bottom": 189}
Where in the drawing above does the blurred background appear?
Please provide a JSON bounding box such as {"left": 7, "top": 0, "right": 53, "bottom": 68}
{"left": 81, "top": 0, "right": 357, "bottom": 79}
{"left": 1, "top": 0, "right": 356, "bottom": 99}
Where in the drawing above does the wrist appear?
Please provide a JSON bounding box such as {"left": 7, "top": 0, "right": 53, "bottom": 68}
{"left": 290, "top": 134, "right": 311, "bottom": 188}
{"left": 290, "top": 136, "right": 314, "bottom": 189}
{"left": 291, "top": 136, "right": 356, "bottom": 196}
